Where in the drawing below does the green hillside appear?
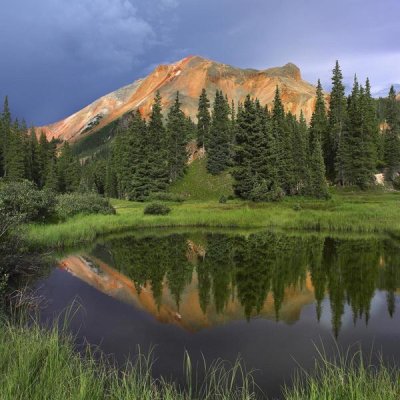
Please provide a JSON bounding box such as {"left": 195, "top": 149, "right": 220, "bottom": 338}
{"left": 169, "top": 158, "right": 233, "bottom": 201}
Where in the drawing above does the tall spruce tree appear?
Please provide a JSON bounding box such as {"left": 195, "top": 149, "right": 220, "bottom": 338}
{"left": 1, "top": 97, "right": 11, "bottom": 178}
{"left": 6, "top": 119, "right": 26, "bottom": 181}
{"left": 197, "top": 89, "right": 211, "bottom": 150}
{"left": 207, "top": 90, "right": 231, "bottom": 175}
{"left": 358, "top": 79, "right": 378, "bottom": 187}
{"left": 37, "top": 132, "right": 51, "bottom": 188}
{"left": 308, "top": 80, "right": 329, "bottom": 198}
{"left": 328, "top": 61, "right": 347, "bottom": 182}
{"left": 57, "top": 142, "right": 81, "bottom": 193}
{"left": 126, "top": 111, "right": 149, "bottom": 200}
{"left": 105, "top": 159, "right": 118, "bottom": 198}
{"left": 292, "top": 110, "right": 310, "bottom": 193}
{"left": 338, "top": 77, "right": 377, "bottom": 188}
{"left": 384, "top": 85, "right": 400, "bottom": 181}
{"left": 26, "top": 127, "right": 39, "bottom": 184}
{"left": 233, "top": 95, "right": 262, "bottom": 199}
{"left": 146, "top": 91, "right": 169, "bottom": 193}
{"left": 271, "top": 87, "right": 295, "bottom": 194}
{"left": 166, "top": 92, "right": 188, "bottom": 182}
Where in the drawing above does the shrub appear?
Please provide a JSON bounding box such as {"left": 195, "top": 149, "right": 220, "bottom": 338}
{"left": 219, "top": 195, "right": 227, "bottom": 204}
{"left": 250, "top": 181, "right": 284, "bottom": 202}
{"left": 293, "top": 203, "right": 302, "bottom": 211}
{"left": 55, "top": 193, "right": 115, "bottom": 220}
{"left": 143, "top": 203, "right": 171, "bottom": 215}
{"left": 0, "top": 180, "right": 56, "bottom": 222}
{"left": 392, "top": 175, "right": 400, "bottom": 190}
{"left": 148, "top": 192, "right": 185, "bottom": 202}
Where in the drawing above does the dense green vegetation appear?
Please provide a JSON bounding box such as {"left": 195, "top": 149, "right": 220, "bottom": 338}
{"left": 1, "top": 62, "right": 400, "bottom": 206}
{"left": 80, "top": 62, "right": 400, "bottom": 201}
{"left": 25, "top": 189, "right": 400, "bottom": 249}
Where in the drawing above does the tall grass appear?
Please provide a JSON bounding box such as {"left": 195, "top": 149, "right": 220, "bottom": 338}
{"left": 2, "top": 314, "right": 399, "bottom": 399}
{"left": 0, "top": 314, "right": 258, "bottom": 400}
{"left": 283, "top": 346, "right": 400, "bottom": 400}
{"left": 25, "top": 191, "right": 400, "bottom": 249}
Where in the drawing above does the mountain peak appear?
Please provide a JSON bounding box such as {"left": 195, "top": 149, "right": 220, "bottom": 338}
{"left": 40, "top": 56, "right": 316, "bottom": 143}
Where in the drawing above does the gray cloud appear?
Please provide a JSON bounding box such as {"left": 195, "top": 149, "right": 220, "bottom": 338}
{"left": 0, "top": 0, "right": 399, "bottom": 125}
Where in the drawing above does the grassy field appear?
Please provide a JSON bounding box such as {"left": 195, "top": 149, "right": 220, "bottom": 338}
{"left": 21, "top": 159, "right": 400, "bottom": 248}
{"left": 169, "top": 158, "right": 234, "bottom": 201}
{"left": 25, "top": 188, "right": 400, "bottom": 249}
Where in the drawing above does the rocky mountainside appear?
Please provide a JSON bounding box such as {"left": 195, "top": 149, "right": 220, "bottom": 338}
{"left": 40, "top": 55, "right": 319, "bottom": 143}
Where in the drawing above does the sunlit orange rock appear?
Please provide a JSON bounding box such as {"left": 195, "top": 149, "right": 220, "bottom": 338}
{"left": 40, "top": 56, "right": 321, "bottom": 143}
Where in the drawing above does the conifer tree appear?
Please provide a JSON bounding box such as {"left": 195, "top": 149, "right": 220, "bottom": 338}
{"left": 128, "top": 111, "right": 152, "bottom": 200}
{"left": 271, "top": 87, "right": 295, "bottom": 194}
{"left": 328, "top": 61, "right": 347, "bottom": 182}
{"left": 197, "top": 89, "right": 211, "bottom": 150}
{"left": 384, "top": 85, "right": 400, "bottom": 181}
{"left": 338, "top": 78, "right": 377, "bottom": 188}
{"left": 166, "top": 92, "right": 188, "bottom": 182}
{"left": 6, "top": 120, "right": 26, "bottom": 181}
{"left": 146, "top": 91, "right": 169, "bottom": 193}
{"left": 25, "top": 127, "right": 40, "bottom": 184}
{"left": 292, "top": 110, "right": 310, "bottom": 193}
{"left": 0, "top": 97, "right": 11, "bottom": 178}
{"left": 308, "top": 80, "right": 329, "bottom": 198}
{"left": 233, "top": 95, "right": 261, "bottom": 199}
{"left": 37, "top": 132, "right": 51, "bottom": 188}
{"left": 365, "top": 78, "right": 381, "bottom": 166}
{"left": 207, "top": 90, "right": 231, "bottom": 175}
{"left": 44, "top": 158, "right": 59, "bottom": 192}
{"left": 105, "top": 160, "right": 118, "bottom": 198}
{"left": 57, "top": 142, "right": 81, "bottom": 193}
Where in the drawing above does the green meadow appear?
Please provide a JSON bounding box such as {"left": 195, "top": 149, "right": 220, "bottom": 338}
{"left": 25, "top": 188, "right": 400, "bottom": 249}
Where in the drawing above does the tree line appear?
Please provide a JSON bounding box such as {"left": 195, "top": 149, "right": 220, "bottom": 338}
{"left": 0, "top": 97, "right": 81, "bottom": 193}
{"left": 94, "top": 61, "right": 400, "bottom": 200}
{"left": 2, "top": 61, "right": 400, "bottom": 200}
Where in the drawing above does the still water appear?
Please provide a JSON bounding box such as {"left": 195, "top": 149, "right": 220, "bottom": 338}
{"left": 35, "top": 230, "right": 400, "bottom": 398}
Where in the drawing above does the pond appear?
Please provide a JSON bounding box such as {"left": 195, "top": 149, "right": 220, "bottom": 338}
{"left": 34, "top": 229, "right": 400, "bottom": 398}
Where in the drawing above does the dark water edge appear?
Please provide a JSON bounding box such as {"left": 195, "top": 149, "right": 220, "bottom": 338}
{"left": 33, "top": 229, "right": 400, "bottom": 398}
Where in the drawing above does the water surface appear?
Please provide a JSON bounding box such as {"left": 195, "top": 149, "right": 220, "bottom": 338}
{"left": 35, "top": 230, "right": 400, "bottom": 398}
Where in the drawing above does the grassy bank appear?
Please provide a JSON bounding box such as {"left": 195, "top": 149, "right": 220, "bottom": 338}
{"left": 283, "top": 349, "right": 400, "bottom": 400}
{"left": 1, "top": 316, "right": 399, "bottom": 400}
{"left": 25, "top": 189, "right": 400, "bottom": 249}
{"left": 0, "top": 316, "right": 256, "bottom": 400}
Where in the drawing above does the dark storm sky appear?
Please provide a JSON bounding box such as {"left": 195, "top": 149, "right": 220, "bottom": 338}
{"left": 0, "top": 0, "right": 399, "bottom": 125}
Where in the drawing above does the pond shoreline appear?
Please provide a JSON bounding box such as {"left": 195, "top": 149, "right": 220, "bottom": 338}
{"left": 25, "top": 191, "right": 400, "bottom": 249}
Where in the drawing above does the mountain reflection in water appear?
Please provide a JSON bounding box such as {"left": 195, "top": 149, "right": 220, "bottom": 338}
{"left": 58, "top": 231, "right": 400, "bottom": 337}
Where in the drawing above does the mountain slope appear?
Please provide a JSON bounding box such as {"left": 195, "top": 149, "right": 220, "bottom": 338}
{"left": 40, "top": 55, "right": 319, "bottom": 143}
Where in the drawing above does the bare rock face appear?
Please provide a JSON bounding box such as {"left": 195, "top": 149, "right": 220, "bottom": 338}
{"left": 40, "top": 56, "right": 319, "bottom": 143}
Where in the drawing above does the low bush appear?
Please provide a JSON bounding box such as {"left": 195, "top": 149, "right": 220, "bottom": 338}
{"left": 392, "top": 175, "right": 400, "bottom": 190}
{"left": 0, "top": 180, "right": 56, "bottom": 222}
{"left": 143, "top": 203, "right": 171, "bottom": 215}
{"left": 55, "top": 193, "right": 115, "bottom": 220}
{"left": 293, "top": 203, "right": 302, "bottom": 211}
{"left": 219, "top": 195, "right": 227, "bottom": 204}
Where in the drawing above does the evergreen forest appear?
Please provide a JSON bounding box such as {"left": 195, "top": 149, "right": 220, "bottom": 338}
{"left": 1, "top": 62, "right": 400, "bottom": 201}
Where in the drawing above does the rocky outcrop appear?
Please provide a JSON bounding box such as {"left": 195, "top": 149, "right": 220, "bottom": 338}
{"left": 40, "top": 56, "right": 320, "bottom": 143}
